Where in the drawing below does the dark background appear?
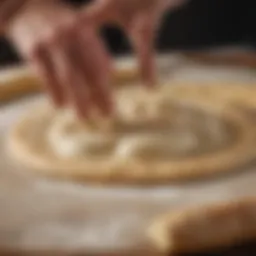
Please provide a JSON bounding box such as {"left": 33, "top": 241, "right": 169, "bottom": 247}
{"left": 0, "top": 0, "right": 256, "bottom": 66}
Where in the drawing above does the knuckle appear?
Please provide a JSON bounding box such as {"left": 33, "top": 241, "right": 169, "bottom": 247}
{"left": 45, "top": 29, "right": 60, "bottom": 45}
{"left": 29, "top": 42, "right": 44, "bottom": 59}
{"left": 44, "top": 21, "right": 77, "bottom": 46}
{"left": 60, "top": 18, "right": 77, "bottom": 35}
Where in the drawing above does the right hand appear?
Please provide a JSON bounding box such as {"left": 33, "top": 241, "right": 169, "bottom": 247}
{"left": 83, "top": 0, "right": 188, "bottom": 87}
{"left": 6, "top": 1, "right": 112, "bottom": 119}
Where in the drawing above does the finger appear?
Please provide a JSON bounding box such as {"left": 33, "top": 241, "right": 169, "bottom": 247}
{"left": 128, "top": 14, "right": 158, "bottom": 88}
{"left": 166, "top": 0, "right": 189, "bottom": 9}
{"left": 74, "top": 26, "right": 113, "bottom": 116}
{"left": 51, "top": 28, "right": 91, "bottom": 119}
{"left": 30, "top": 42, "right": 66, "bottom": 107}
{"left": 80, "top": 0, "right": 118, "bottom": 26}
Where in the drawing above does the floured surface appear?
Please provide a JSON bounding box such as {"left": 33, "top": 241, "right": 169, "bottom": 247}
{"left": 1, "top": 54, "right": 256, "bottom": 254}
{"left": 8, "top": 88, "right": 256, "bottom": 183}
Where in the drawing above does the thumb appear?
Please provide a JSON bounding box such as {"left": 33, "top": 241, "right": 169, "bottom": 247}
{"left": 166, "top": 0, "right": 189, "bottom": 9}
{"left": 80, "top": 0, "right": 115, "bottom": 26}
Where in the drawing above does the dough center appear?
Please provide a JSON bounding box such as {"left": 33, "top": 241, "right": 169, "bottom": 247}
{"left": 47, "top": 93, "right": 233, "bottom": 160}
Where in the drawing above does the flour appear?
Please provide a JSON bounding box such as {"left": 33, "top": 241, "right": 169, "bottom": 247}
{"left": 1, "top": 53, "right": 256, "bottom": 253}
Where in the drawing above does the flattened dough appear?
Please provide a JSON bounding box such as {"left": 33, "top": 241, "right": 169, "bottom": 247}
{"left": 148, "top": 197, "right": 256, "bottom": 253}
{"left": 7, "top": 84, "right": 256, "bottom": 184}
{"left": 167, "top": 82, "right": 256, "bottom": 109}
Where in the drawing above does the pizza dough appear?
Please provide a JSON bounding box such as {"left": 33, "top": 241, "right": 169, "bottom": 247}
{"left": 148, "top": 197, "right": 256, "bottom": 253}
{"left": 7, "top": 84, "right": 256, "bottom": 184}
{"left": 167, "top": 82, "right": 256, "bottom": 109}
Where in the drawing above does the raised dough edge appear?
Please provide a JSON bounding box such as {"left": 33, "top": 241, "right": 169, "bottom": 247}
{"left": 148, "top": 197, "right": 256, "bottom": 253}
{"left": 7, "top": 83, "right": 256, "bottom": 184}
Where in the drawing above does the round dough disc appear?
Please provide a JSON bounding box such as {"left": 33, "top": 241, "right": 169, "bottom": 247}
{"left": 7, "top": 84, "right": 256, "bottom": 184}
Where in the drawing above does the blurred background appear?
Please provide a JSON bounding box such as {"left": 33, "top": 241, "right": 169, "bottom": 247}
{"left": 1, "top": 0, "right": 256, "bottom": 67}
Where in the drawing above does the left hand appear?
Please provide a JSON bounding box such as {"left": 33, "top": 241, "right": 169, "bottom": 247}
{"left": 7, "top": 1, "right": 113, "bottom": 119}
{"left": 82, "top": 0, "right": 188, "bottom": 87}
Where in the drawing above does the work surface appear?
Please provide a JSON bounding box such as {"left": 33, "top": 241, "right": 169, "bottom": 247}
{"left": 1, "top": 53, "right": 256, "bottom": 255}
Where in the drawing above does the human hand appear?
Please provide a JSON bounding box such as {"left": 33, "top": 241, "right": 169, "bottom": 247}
{"left": 83, "top": 0, "right": 188, "bottom": 87}
{"left": 7, "top": 1, "right": 112, "bottom": 119}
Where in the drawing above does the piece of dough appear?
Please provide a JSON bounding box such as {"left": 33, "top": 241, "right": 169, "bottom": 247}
{"left": 148, "top": 197, "right": 256, "bottom": 253}
{"left": 7, "top": 84, "right": 256, "bottom": 184}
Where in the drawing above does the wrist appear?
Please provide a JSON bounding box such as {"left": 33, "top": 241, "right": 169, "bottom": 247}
{"left": 3, "top": 1, "right": 62, "bottom": 36}
{"left": 7, "top": 1, "right": 63, "bottom": 39}
{"left": 0, "top": 0, "right": 30, "bottom": 35}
